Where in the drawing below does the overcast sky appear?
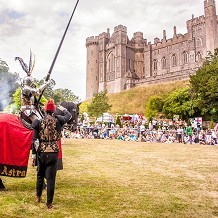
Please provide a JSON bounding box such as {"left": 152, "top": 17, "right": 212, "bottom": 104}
{"left": 0, "top": 0, "right": 209, "bottom": 100}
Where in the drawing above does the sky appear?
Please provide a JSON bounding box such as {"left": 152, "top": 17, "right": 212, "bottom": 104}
{"left": 0, "top": 0, "right": 208, "bottom": 100}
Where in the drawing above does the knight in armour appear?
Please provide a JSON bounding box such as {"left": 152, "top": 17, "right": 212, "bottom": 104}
{"left": 15, "top": 51, "right": 50, "bottom": 126}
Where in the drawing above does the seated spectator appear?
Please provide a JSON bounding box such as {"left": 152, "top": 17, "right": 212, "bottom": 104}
{"left": 199, "top": 130, "right": 205, "bottom": 144}
{"left": 140, "top": 134, "right": 147, "bottom": 142}
{"left": 161, "top": 134, "right": 168, "bottom": 143}
{"left": 157, "top": 128, "right": 163, "bottom": 142}
{"left": 212, "top": 130, "right": 217, "bottom": 145}
{"left": 206, "top": 129, "right": 212, "bottom": 145}
{"left": 129, "top": 131, "right": 138, "bottom": 141}
{"left": 167, "top": 134, "right": 175, "bottom": 143}
{"left": 117, "top": 131, "right": 124, "bottom": 140}
{"left": 124, "top": 133, "right": 131, "bottom": 141}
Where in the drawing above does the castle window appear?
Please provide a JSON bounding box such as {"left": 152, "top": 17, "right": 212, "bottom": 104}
{"left": 183, "top": 51, "right": 188, "bottom": 64}
{"left": 172, "top": 54, "right": 177, "bottom": 66}
{"left": 196, "top": 52, "right": 202, "bottom": 62}
{"left": 193, "top": 31, "right": 195, "bottom": 38}
{"left": 107, "top": 52, "right": 115, "bottom": 73}
{"left": 113, "top": 56, "right": 115, "bottom": 71}
{"left": 153, "top": 59, "right": 158, "bottom": 71}
{"left": 198, "top": 28, "right": 202, "bottom": 35}
{"left": 196, "top": 38, "right": 202, "bottom": 47}
{"left": 162, "top": 57, "right": 167, "bottom": 69}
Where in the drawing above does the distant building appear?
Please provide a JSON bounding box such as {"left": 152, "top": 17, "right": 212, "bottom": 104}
{"left": 86, "top": 0, "right": 218, "bottom": 99}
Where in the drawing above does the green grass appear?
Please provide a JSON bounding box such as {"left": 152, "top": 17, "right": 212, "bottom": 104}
{"left": 0, "top": 139, "right": 218, "bottom": 218}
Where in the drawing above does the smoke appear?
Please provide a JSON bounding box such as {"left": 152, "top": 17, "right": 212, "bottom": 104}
{"left": 0, "top": 81, "right": 14, "bottom": 111}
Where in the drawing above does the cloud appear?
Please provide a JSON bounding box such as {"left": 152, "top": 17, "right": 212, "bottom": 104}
{"left": 0, "top": 0, "right": 208, "bottom": 100}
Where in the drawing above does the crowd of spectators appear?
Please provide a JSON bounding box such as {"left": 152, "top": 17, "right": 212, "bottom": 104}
{"left": 63, "top": 115, "right": 218, "bottom": 145}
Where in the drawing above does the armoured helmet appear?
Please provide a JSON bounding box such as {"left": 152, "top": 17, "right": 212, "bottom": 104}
{"left": 22, "top": 76, "right": 35, "bottom": 88}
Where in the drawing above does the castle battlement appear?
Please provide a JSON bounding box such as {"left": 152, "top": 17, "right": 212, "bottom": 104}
{"left": 204, "top": 0, "right": 216, "bottom": 8}
{"left": 86, "top": 36, "right": 99, "bottom": 46}
{"left": 98, "top": 32, "right": 110, "bottom": 39}
{"left": 133, "top": 32, "right": 143, "bottom": 39}
{"left": 154, "top": 37, "right": 160, "bottom": 44}
{"left": 187, "top": 15, "right": 205, "bottom": 27}
{"left": 114, "top": 25, "right": 127, "bottom": 33}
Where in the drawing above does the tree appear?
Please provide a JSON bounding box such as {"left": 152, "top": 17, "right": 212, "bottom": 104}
{"left": 52, "top": 88, "right": 80, "bottom": 104}
{"left": 190, "top": 49, "right": 218, "bottom": 121}
{"left": 115, "top": 115, "right": 122, "bottom": 127}
{"left": 0, "top": 59, "right": 19, "bottom": 111}
{"left": 162, "top": 87, "right": 199, "bottom": 120}
{"left": 87, "top": 90, "right": 112, "bottom": 118}
{"left": 38, "top": 78, "right": 56, "bottom": 100}
{"left": 79, "top": 102, "right": 88, "bottom": 114}
{"left": 145, "top": 95, "right": 164, "bottom": 120}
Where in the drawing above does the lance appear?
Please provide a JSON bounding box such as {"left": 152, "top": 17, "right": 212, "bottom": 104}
{"left": 37, "top": 0, "right": 80, "bottom": 105}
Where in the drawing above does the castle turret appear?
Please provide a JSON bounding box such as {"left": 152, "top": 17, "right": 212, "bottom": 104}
{"left": 162, "top": 30, "right": 167, "bottom": 42}
{"left": 173, "top": 26, "right": 177, "bottom": 38}
{"left": 98, "top": 31, "right": 110, "bottom": 92}
{"left": 204, "top": 0, "right": 218, "bottom": 53}
{"left": 86, "top": 36, "right": 99, "bottom": 100}
{"left": 113, "top": 25, "right": 128, "bottom": 93}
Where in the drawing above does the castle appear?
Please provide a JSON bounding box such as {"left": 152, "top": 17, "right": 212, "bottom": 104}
{"left": 86, "top": 0, "right": 218, "bottom": 99}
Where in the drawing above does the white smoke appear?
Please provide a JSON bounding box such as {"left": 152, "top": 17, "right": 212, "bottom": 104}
{"left": 0, "top": 82, "right": 13, "bottom": 111}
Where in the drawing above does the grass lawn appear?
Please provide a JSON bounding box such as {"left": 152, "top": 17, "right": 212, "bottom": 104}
{"left": 0, "top": 139, "right": 218, "bottom": 218}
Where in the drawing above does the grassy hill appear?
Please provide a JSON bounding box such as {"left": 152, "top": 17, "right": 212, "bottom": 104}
{"left": 107, "top": 79, "right": 190, "bottom": 115}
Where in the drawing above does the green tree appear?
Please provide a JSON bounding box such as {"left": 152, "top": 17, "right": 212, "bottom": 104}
{"left": 52, "top": 88, "right": 80, "bottom": 104}
{"left": 162, "top": 87, "right": 199, "bottom": 120}
{"left": 115, "top": 115, "right": 122, "bottom": 127}
{"left": 190, "top": 49, "right": 218, "bottom": 122}
{"left": 145, "top": 95, "right": 164, "bottom": 120}
{"left": 38, "top": 78, "right": 56, "bottom": 100}
{"left": 79, "top": 102, "right": 88, "bottom": 115}
{"left": 12, "top": 88, "right": 21, "bottom": 112}
{"left": 87, "top": 90, "right": 112, "bottom": 118}
{"left": 0, "top": 59, "right": 19, "bottom": 111}
{"left": 38, "top": 78, "right": 80, "bottom": 104}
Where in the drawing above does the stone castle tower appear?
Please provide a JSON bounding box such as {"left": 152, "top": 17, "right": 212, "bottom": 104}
{"left": 86, "top": 0, "right": 218, "bottom": 100}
